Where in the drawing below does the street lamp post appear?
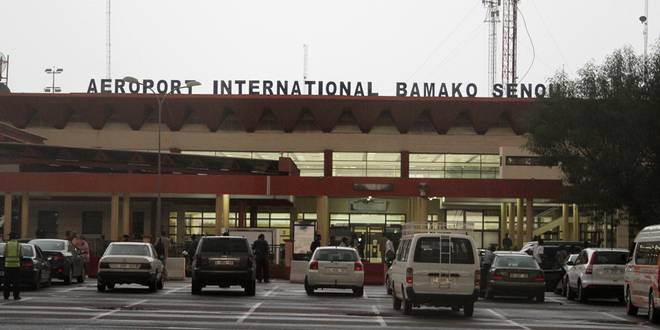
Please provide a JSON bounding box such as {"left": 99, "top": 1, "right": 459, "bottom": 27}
{"left": 44, "top": 67, "right": 63, "bottom": 93}
{"left": 122, "top": 77, "right": 201, "bottom": 239}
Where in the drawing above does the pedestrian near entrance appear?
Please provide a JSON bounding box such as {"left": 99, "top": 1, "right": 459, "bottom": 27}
{"left": 502, "top": 233, "right": 513, "bottom": 251}
{"left": 385, "top": 235, "right": 395, "bottom": 267}
{"left": 533, "top": 238, "right": 545, "bottom": 265}
{"left": 155, "top": 231, "right": 171, "bottom": 279}
{"left": 310, "top": 234, "right": 321, "bottom": 254}
{"left": 3, "top": 232, "right": 23, "bottom": 300}
{"left": 252, "top": 234, "right": 270, "bottom": 283}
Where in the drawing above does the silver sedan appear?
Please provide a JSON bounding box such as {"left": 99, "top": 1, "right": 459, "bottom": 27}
{"left": 97, "top": 242, "right": 164, "bottom": 292}
{"left": 304, "top": 247, "right": 365, "bottom": 297}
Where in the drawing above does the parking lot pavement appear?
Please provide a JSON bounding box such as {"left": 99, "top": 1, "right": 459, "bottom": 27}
{"left": 1, "top": 280, "right": 659, "bottom": 330}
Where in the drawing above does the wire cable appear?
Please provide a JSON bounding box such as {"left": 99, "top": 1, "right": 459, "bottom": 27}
{"left": 518, "top": 7, "right": 535, "bottom": 82}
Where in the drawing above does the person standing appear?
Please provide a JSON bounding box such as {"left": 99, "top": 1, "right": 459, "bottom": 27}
{"left": 3, "top": 232, "right": 23, "bottom": 300}
{"left": 310, "top": 234, "right": 321, "bottom": 254}
{"left": 385, "top": 235, "right": 395, "bottom": 267}
{"left": 72, "top": 233, "right": 90, "bottom": 276}
{"left": 533, "top": 238, "right": 545, "bottom": 265}
{"left": 502, "top": 233, "right": 513, "bottom": 251}
{"left": 154, "top": 231, "right": 171, "bottom": 279}
{"left": 252, "top": 234, "right": 270, "bottom": 283}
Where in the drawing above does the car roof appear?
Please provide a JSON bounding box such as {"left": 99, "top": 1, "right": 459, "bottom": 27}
{"left": 405, "top": 233, "right": 472, "bottom": 238}
{"left": 29, "top": 239, "right": 67, "bottom": 243}
{"left": 316, "top": 246, "right": 356, "bottom": 251}
{"left": 108, "top": 242, "right": 151, "bottom": 246}
{"left": 494, "top": 251, "right": 530, "bottom": 256}
{"left": 201, "top": 236, "right": 247, "bottom": 240}
{"left": 635, "top": 224, "right": 660, "bottom": 242}
{"left": 584, "top": 248, "right": 629, "bottom": 253}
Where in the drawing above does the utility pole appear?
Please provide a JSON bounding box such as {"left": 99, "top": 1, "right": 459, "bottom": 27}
{"left": 106, "top": 0, "right": 111, "bottom": 79}
{"left": 502, "top": 0, "right": 518, "bottom": 85}
{"left": 640, "top": 0, "right": 649, "bottom": 61}
{"left": 483, "top": 0, "right": 501, "bottom": 95}
{"left": 303, "top": 44, "right": 309, "bottom": 80}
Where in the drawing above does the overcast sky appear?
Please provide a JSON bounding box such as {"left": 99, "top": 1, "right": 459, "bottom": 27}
{"left": 1, "top": 0, "right": 658, "bottom": 96}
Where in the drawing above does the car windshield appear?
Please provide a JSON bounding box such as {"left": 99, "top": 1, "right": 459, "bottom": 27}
{"left": 106, "top": 244, "right": 150, "bottom": 256}
{"left": 494, "top": 256, "right": 539, "bottom": 269}
{"left": 593, "top": 251, "right": 628, "bottom": 265}
{"left": 315, "top": 249, "right": 358, "bottom": 262}
{"left": 200, "top": 238, "right": 248, "bottom": 254}
{"left": 0, "top": 244, "right": 34, "bottom": 257}
{"left": 30, "top": 240, "right": 66, "bottom": 251}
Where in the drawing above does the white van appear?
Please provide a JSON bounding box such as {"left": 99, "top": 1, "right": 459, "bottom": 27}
{"left": 388, "top": 224, "right": 480, "bottom": 317}
{"left": 624, "top": 224, "right": 660, "bottom": 322}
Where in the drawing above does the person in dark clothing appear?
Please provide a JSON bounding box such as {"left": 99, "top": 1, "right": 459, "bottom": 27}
{"left": 4, "top": 232, "right": 23, "bottom": 300}
{"left": 310, "top": 234, "right": 321, "bottom": 254}
{"left": 252, "top": 234, "right": 270, "bottom": 283}
{"left": 502, "top": 233, "right": 513, "bottom": 251}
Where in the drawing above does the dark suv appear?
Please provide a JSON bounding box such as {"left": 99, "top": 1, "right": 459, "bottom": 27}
{"left": 191, "top": 236, "right": 256, "bottom": 295}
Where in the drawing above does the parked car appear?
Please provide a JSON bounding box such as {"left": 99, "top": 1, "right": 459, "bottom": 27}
{"left": 0, "top": 243, "right": 52, "bottom": 289}
{"left": 97, "top": 242, "right": 164, "bottom": 292}
{"left": 28, "top": 239, "right": 85, "bottom": 284}
{"left": 191, "top": 236, "right": 256, "bottom": 296}
{"left": 559, "top": 254, "right": 578, "bottom": 296}
{"left": 305, "top": 247, "right": 364, "bottom": 296}
{"left": 484, "top": 252, "right": 545, "bottom": 302}
{"left": 566, "top": 248, "right": 628, "bottom": 303}
{"left": 521, "top": 240, "right": 594, "bottom": 291}
{"left": 389, "top": 232, "right": 479, "bottom": 317}
{"left": 624, "top": 224, "right": 660, "bottom": 322}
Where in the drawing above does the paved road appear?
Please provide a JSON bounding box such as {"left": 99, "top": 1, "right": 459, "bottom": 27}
{"left": 0, "top": 278, "right": 658, "bottom": 329}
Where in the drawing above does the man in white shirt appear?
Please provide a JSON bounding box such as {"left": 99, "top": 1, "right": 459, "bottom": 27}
{"left": 533, "top": 238, "right": 545, "bottom": 265}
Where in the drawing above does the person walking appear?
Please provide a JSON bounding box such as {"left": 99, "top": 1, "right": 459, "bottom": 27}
{"left": 252, "top": 234, "right": 270, "bottom": 283}
{"left": 310, "top": 234, "right": 321, "bottom": 254}
{"left": 3, "top": 232, "right": 23, "bottom": 300}
{"left": 154, "top": 231, "right": 171, "bottom": 279}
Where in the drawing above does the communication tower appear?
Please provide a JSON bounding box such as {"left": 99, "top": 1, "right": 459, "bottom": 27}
{"left": 483, "top": 0, "right": 500, "bottom": 95}
{"left": 501, "top": 0, "right": 518, "bottom": 85}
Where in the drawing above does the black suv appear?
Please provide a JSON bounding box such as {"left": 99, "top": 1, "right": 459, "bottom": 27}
{"left": 191, "top": 236, "right": 256, "bottom": 295}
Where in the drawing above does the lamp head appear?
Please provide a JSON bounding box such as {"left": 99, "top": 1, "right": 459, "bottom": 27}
{"left": 123, "top": 76, "right": 140, "bottom": 84}
{"left": 184, "top": 80, "right": 202, "bottom": 88}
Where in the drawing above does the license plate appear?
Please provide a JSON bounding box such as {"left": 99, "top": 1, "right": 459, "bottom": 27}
{"left": 510, "top": 273, "right": 528, "bottom": 279}
{"left": 110, "top": 263, "right": 139, "bottom": 269}
{"left": 328, "top": 267, "right": 345, "bottom": 273}
{"left": 431, "top": 277, "right": 450, "bottom": 288}
{"left": 214, "top": 260, "right": 234, "bottom": 266}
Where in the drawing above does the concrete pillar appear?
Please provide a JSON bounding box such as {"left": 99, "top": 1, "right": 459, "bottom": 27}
{"left": 525, "top": 198, "right": 534, "bottom": 241}
{"left": 616, "top": 217, "right": 630, "bottom": 249}
{"left": 516, "top": 198, "right": 524, "bottom": 249}
{"left": 572, "top": 204, "right": 580, "bottom": 241}
{"left": 499, "top": 203, "right": 508, "bottom": 248}
{"left": 3, "top": 193, "right": 12, "bottom": 239}
{"left": 215, "top": 194, "right": 230, "bottom": 235}
{"left": 20, "top": 193, "right": 29, "bottom": 239}
{"left": 110, "top": 193, "right": 120, "bottom": 241}
{"left": 316, "top": 196, "right": 329, "bottom": 246}
{"left": 176, "top": 210, "right": 186, "bottom": 243}
{"left": 400, "top": 151, "right": 410, "bottom": 179}
{"left": 323, "top": 150, "right": 333, "bottom": 177}
{"left": 408, "top": 197, "right": 428, "bottom": 224}
{"left": 122, "top": 194, "right": 131, "bottom": 237}
{"left": 561, "top": 204, "right": 570, "bottom": 240}
{"left": 507, "top": 203, "right": 515, "bottom": 245}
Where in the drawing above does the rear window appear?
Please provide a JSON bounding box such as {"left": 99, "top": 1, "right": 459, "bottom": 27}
{"left": 314, "top": 249, "right": 358, "bottom": 262}
{"left": 0, "top": 244, "right": 34, "bottom": 257}
{"left": 106, "top": 244, "right": 150, "bottom": 256}
{"left": 413, "top": 237, "right": 475, "bottom": 264}
{"left": 30, "top": 240, "right": 66, "bottom": 251}
{"left": 200, "top": 238, "right": 249, "bottom": 254}
{"left": 592, "top": 251, "right": 628, "bottom": 265}
{"left": 494, "top": 256, "right": 539, "bottom": 269}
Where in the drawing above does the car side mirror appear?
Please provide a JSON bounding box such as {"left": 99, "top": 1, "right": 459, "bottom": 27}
{"left": 566, "top": 261, "right": 574, "bottom": 266}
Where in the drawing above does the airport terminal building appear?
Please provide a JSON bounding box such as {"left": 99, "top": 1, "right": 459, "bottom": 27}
{"left": 0, "top": 91, "right": 629, "bottom": 265}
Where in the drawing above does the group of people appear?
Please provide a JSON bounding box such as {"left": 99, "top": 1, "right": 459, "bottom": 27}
{"left": 309, "top": 233, "right": 398, "bottom": 267}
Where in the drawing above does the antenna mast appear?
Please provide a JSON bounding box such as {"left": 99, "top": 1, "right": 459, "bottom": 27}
{"left": 640, "top": 0, "right": 649, "bottom": 61}
{"left": 483, "top": 0, "right": 500, "bottom": 95}
{"left": 106, "top": 0, "right": 111, "bottom": 79}
{"left": 303, "top": 44, "right": 309, "bottom": 80}
{"left": 502, "top": 0, "right": 518, "bottom": 85}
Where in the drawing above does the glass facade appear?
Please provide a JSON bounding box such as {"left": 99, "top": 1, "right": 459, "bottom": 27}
{"left": 332, "top": 152, "right": 400, "bottom": 177}
{"left": 409, "top": 153, "right": 500, "bottom": 179}
{"left": 432, "top": 209, "right": 501, "bottom": 249}
{"left": 181, "top": 151, "right": 324, "bottom": 177}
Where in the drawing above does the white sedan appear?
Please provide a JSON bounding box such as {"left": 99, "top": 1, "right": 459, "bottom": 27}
{"left": 304, "top": 247, "right": 364, "bottom": 296}
{"left": 97, "top": 242, "right": 164, "bottom": 292}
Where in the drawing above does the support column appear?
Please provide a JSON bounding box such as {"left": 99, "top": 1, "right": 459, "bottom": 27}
{"left": 176, "top": 210, "right": 186, "bottom": 243}
{"left": 507, "top": 203, "right": 515, "bottom": 247}
{"left": 215, "top": 194, "right": 230, "bottom": 235}
{"left": 500, "top": 203, "right": 507, "bottom": 248}
{"left": 525, "top": 198, "right": 534, "bottom": 241}
{"left": 616, "top": 217, "right": 630, "bottom": 249}
{"left": 561, "top": 204, "right": 570, "bottom": 240}
{"left": 400, "top": 151, "right": 410, "bottom": 179}
{"left": 316, "top": 196, "right": 329, "bottom": 246}
{"left": 408, "top": 197, "right": 428, "bottom": 224}
{"left": 3, "top": 193, "right": 11, "bottom": 239}
{"left": 516, "top": 198, "right": 524, "bottom": 249}
{"left": 572, "top": 204, "right": 580, "bottom": 241}
{"left": 323, "top": 150, "right": 333, "bottom": 177}
{"left": 20, "top": 193, "right": 29, "bottom": 239}
{"left": 110, "top": 193, "right": 120, "bottom": 241}
{"left": 121, "top": 194, "right": 131, "bottom": 238}
{"left": 238, "top": 201, "right": 246, "bottom": 228}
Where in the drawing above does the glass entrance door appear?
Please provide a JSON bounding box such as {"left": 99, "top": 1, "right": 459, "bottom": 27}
{"left": 351, "top": 225, "right": 385, "bottom": 263}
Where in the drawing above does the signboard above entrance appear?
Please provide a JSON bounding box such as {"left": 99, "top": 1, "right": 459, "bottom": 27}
{"left": 86, "top": 78, "right": 552, "bottom": 98}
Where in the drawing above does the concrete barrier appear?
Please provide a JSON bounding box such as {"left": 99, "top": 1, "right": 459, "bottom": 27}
{"left": 289, "top": 260, "right": 308, "bottom": 283}
{"left": 167, "top": 257, "right": 186, "bottom": 280}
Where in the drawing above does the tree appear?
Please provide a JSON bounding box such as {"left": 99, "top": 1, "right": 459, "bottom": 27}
{"left": 525, "top": 45, "right": 660, "bottom": 227}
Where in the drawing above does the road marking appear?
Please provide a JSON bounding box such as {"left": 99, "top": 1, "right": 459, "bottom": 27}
{"left": 164, "top": 284, "right": 191, "bottom": 295}
{"left": 0, "top": 297, "right": 33, "bottom": 305}
{"left": 600, "top": 311, "right": 627, "bottom": 321}
{"left": 546, "top": 297, "right": 564, "bottom": 304}
{"left": 371, "top": 305, "right": 387, "bottom": 327}
{"left": 91, "top": 299, "right": 148, "bottom": 320}
{"left": 487, "top": 308, "right": 532, "bottom": 330}
{"left": 236, "top": 302, "right": 262, "bottom": 324}
{"left": 263, "top": 285, "right": 279, "bottom": 297}
{"left": 60, "top": 286, "right": 87, "bottom": 292}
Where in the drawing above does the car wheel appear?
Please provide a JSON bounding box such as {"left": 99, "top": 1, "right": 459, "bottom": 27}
{"left": 649, "top": 291, "right": 660, "bottom": 323}
{"left": 149, "top": 279, "right": 157, "bottom": 292}
{"left": 625, "top": 287, "right": 638, "bottom": 316}
{"left": 245, "top": 280, "right": 256, "bottom": 296}
{"left": 393, "top": 293, "right": 402, "bottom": 310}
{"left": 403, "top": 298, "right": 413, "bottom": 315}
{"left": 97, "top": 282, "right": 105, "bottom": 292}
{"left": 63, "top": 266, "right": 73, "bottom": 285}
{"left": 353, "top": 286, "right": 364, "bottom": 297}
{"left": 536, "top": 292, "right": 545, "bottom": 303}
{"left": 567, "top": 282, "right": 576, "bottom": 300}
{"left": 191, "top": 279, "right": 202, "bottom": 295}
{"left": 32, "top": 272, "right": 41, "bottom": 290}
{"left": 304, "top": 277, "right": 314, "bottom": 296}
{"left": 578, "top": 282, "right": 588, "bottom": 303}
{"left": 562, "top": 278, "right": 569, "bottom": 297}
{"left": 463, "top": 302, "right": 474, "bottom": 317}
{"left": 385, "top": 278, "right": 392, "bottom": 295}
{"left": 46, "top": 273, "right": 52, "bottom": 287}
